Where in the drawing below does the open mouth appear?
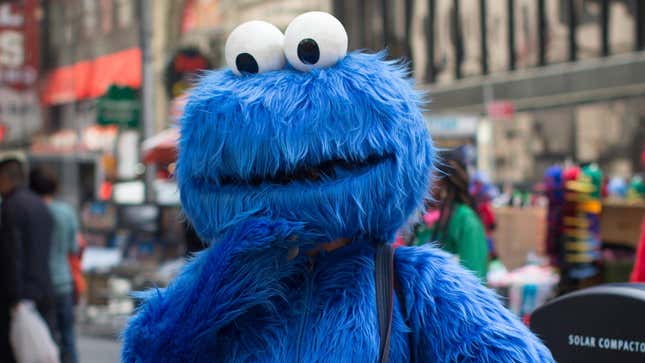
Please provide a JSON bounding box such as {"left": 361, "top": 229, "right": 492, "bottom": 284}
{"left": 218, "top": 154, "right": 393, "bottom": 187}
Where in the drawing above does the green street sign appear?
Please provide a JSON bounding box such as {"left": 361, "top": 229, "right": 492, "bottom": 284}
{"left": 96, "top": 85, "right": 140, "bottom": 128}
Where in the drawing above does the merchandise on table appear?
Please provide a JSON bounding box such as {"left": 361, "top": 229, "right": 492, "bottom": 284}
{"left": 544, "top": 165, "right": 565, "bottom": 267}
{"left": 562, "top": 165, "right": 602, "bottom": 280}
{"left": 628, "top": 175, "right": 645, "bottom": 200}
{"left": 607, "top": 177, "right": 627, "bottom": 199}
{"left": 488, "top": 264, "right": 560, "bottom": 322}
{"left": 544, "top": 164, "right": 603, "bottom": 282}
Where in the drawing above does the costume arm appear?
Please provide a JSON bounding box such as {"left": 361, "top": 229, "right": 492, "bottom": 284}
{"left": 121, "top": 218, "right": 313, "bottom": 362}
{"left": 395, "top": 245, "right": 554, "bottom": 362}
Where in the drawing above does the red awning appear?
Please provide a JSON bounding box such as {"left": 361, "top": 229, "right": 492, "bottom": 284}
{"left": 42, "top": 48, "right": 142, "bottom": 105}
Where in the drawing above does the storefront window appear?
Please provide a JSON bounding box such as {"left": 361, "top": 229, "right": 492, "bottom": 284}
{"left": 433, "top": 0, "right": 456, "bottom": 83}
{"left": 115, "top": 0, "right": 133, "bottom": 29}
{"left": 459, "top": 0, "right": 482, "bottom": 77}
{"left": 514, "top": 0, "right": 539, "bottom": 69}
{"left": 486, "top": 0, "right": 509, "bottom": 74}
{"left": 575, "top": 0, "right": 601, "bottom": 60}
{"left": 545, "top": 0, "right": 569, "bottom": 64}
{"left": 83, "top": 0, "right": 98, "bottom": 38}
{"left": 100, "top": 0, "right": 114, "bottom": 34}
{"left": 490, "top": 97, "right": 645, "bottom": 183}
{"left": 609, "top": 0, "right": 636, "bottom": 54}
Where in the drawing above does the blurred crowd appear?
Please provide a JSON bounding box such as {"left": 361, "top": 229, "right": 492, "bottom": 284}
{"left": 0, "top": 159, "right": 82, "bottom": 363}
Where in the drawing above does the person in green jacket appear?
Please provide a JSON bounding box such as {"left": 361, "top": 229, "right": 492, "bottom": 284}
{"left": 414, "top": 153, "right": 489, "bottom": 280}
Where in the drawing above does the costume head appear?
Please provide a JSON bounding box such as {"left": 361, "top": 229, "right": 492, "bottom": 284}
{"left": 177, "top": 12, "right": 434, "bottom": 243}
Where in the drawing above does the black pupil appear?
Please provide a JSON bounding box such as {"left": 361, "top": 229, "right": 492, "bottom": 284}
{"left": 235, "top": 53, "right": 259, "bottom": 74}
{"left": 297, "top": 38, "right": 320, "bottom": 65}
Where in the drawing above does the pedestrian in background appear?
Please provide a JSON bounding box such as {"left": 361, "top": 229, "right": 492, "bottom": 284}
{"left": 29, "top": 166, "right": 80, "bottom": 363}
{"left": 413, "top": 152, "right": 489, "bottom": 280}
{"left": 470, "top": 172, "right": 498, "bottom": 259}
{"left": 0, "top": 159, "right": 55, "bottom": 363}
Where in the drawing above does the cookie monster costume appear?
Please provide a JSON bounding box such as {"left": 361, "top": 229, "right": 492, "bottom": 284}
{"left": 122, "top": 12, "right": 554, "bottom": 362}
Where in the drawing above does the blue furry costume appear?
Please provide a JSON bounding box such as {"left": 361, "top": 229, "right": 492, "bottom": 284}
{"left": 122, "top": 13, "right": 554, "bottom": 362}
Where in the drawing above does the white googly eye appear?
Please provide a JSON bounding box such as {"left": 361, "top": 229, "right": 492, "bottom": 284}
{"left": 284, "top": 11, "right": 348, "bottom": 72}
{"left": 225, "top": 21, "right": 286, "bottom": 75}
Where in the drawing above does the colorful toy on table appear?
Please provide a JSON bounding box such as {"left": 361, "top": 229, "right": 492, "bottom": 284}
{"left": 627, "top": 175, "right": 645, "bottom": 200}
{"left": 607, "top": 177, "right": 627, "bottom": 198}
{"left": 562, "top": 165, "right": 602, "bottom": 280}
{"left": 487, "top": 264, "right": 560, "bottom": 324}
{"left": 544, "top": 165, "right": 565, "bottom": 267}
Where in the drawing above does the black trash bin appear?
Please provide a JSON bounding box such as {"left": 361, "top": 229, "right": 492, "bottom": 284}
{"left": 530, "top": 283, "right": 645, "bottom": 363}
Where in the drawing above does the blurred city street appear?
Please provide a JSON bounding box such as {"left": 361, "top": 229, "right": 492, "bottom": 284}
{"left": 0, "top": 0, "right": 644, "bottom": 362}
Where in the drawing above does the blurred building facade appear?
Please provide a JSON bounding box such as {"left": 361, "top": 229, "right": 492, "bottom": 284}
{"left": 0, "top": 0, "right": 336, "bottom": 205}
{"left": 25, "top": 0, "right": 185, "bottom": 207}
{"left": 336, "top": 0, "right": 645, "bottom": 183}
{"left": 0, "top": 1, "right": 42, "bottom": 151}
{"left": 34, "top": 0, "right": 143, "bottom": 207}
{"left": 4, "top": 0, "right": 642, "bottom": 198}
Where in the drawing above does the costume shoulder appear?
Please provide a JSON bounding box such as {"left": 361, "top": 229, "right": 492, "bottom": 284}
{"left": 394, "top": 245, "right": 554, "bottom": 363}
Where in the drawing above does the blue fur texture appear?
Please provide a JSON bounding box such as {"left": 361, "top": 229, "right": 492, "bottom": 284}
{"left": 122, "top": 51, "right": 554, "bottom": 362}
{"left": 176, "top": 52, "right": 433, "bottom": 243}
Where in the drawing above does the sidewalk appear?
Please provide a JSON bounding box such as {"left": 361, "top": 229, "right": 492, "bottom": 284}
{"left": 78, "top": 335, "right": 121, "bottom": 363}
{"left": 76, "top": 304, "right": 127, "bottom": 362}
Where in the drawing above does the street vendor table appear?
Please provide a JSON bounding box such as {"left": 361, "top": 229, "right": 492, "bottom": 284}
{"left": 600, "top": 199, "right": 645, "bottom": 248}
{"left": 493, "top": 201, "right": 645, "bottom": 271}
{"left": 493, "top": 206, "right": 547, "bottom": 270}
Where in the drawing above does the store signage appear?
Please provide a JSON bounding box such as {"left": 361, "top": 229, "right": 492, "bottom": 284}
{"left": 165, "top": 47, "right": 210, "bottom": 98}
{"left": 0, "top": 123, "right": 6, "bottom": 142}
{"left": 487, "top": 100, "right": 515, "bottom": 120}
{"left": 113, "top": 181, "right": 145, "bottom": 204}
{"left": 0, "top": 87, "right": 41, "bottom": 143}
{"left": 531, "top": 284, "right": 645, "bottom": 363}
{"left": 0, "top": 0, "right": 39, "bottom": 89}
{"left": 181, "top": 0, "right": 221, "bottom": 34}
{"left": 96, "top": 85, "right": 140, "bottom": 128}
{"left": 424, "top": 115, "right": 478, "bottom": 137}
{"left": 82, "top": 125, "right": 117, "bottom": 152}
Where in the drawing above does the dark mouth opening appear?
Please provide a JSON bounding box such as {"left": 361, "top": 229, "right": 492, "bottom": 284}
{"left": 219, "top": 154, "right": 393, "bottom": 187}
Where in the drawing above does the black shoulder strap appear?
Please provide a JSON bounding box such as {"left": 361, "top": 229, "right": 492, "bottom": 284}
{"left": 375, "top": 244, "right": 416, "bottom": 363}
{"left": 375, "top": 243, "right": 394, "bottom": 363}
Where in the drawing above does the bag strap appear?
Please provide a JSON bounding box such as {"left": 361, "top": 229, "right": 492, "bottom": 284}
{"left": 375, "top": 243, "right": 394, "bottom": 363}
{"left": 394, "top": 268, "right": 416, "bottom": 363}
{"left": 375, "top": 244, "right": 417, "bottom": 363}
